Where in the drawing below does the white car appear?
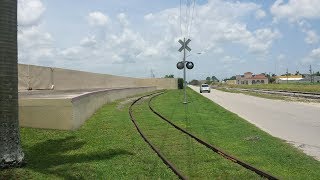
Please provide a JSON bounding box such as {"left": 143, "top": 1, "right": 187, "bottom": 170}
{"left": 200, "top": 84, "right": 210, "bottom": 93}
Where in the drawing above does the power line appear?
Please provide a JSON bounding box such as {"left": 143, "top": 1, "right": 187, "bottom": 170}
{"left": 179, "top": 0, "right": 182, "bottom": 37}
{"left": 187, "top": 0, "right": 196, "bottom": 38}
{"left": 184, "top": 0, "right": 188, "bottom": 37}
{"left": 186, "top": 0, "right": 192, "bottom": 38}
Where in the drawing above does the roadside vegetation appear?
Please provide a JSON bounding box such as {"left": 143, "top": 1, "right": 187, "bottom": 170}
{"left": 151, "top": 89, "right": 320, "bottom": 179}
{"left": 1, "top": 89, "right": 320, "bottom": 179}
{"left": 218, "top": 83, "right": 320, "bottom": 93}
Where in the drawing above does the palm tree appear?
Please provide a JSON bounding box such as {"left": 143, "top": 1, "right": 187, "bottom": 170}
{"left": 0, "top": 0, "right": 25, "bottom": 168}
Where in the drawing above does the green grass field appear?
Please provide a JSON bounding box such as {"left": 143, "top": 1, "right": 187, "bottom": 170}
{"left": 1, "top": 89, "right": 320, "bottom": 179}
{"left": 0, "top": 93, "right": 175, "bottom": 179}
{"left": 150, "top": 89, "right": 320, "bottom": 179}
{"left": 220, "top": 83, "right": 320, "bottom": 93}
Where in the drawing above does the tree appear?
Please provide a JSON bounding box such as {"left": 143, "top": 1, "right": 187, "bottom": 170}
{"left": 314, "top": 71, "right": 320, "bottom": 76}
{"left": 211, "top": 75, "right": 219, "bottom": 82}
{"left": 205, "top": 77, "right": 211, "bottom": 84}
{"left": 189, "top": 79, "right": 200, "bottom": 85}
{"left": 0, "top": 0, "right": 25, "bottom": 168}
{"left": 269, "top": 77, "right": 276, "bottom": 84}
{"left": 177, "top": 78, "right": 184, "bottom": 89}
{"left": 295, "top": 71, "right": 300, "bottom": 75}
{"left": 164, "top": 74, "right": 174, "bottom": 78}
{"left": 223, "top": 76, "right": 236, "bottom": 81}
{"left": 281, "top": 73, "right": 292, "bottom": 76}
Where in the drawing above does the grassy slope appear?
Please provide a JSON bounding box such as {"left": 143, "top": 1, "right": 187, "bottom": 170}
{"left": 151, "top": 89, "right": 320, "bottom": 179}
{"left": 0, "top": 95, "right": 175, "bottom": 179}
{"left": 133, "top": 97, "right": 260, "bottom": 179}
{"left": 221, "top": 83, "right": 320, "bottom": 93}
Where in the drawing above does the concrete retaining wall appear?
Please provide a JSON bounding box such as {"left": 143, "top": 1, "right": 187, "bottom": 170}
{"left": 18, "top": 64, "right": 175, "bottom": 130}
{"left": 18, "top": 64, "right": 177, "bottom": 90}
{"left": 19, "top": 87, "right": 156, "bottom": 130}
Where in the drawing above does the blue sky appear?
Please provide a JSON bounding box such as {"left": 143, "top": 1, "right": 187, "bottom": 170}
{"left": 18, "top": 0, "right": 320, "bottom": 80}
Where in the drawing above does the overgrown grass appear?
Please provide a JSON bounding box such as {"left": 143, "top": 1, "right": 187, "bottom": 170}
{"left": 0, "top": 93, "right": 176, "bottom": 179}
{"left": 151, "top": 89, "right": 320, "bottom": 179}
{"left": 219, "top": 83, "right": 320, "bottom": 93}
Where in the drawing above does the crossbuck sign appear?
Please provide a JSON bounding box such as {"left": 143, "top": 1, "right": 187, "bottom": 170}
{"left": 178, "top": 39, "right": 191, "bottom": 52}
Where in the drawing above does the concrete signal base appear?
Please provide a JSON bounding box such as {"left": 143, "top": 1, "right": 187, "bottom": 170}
{"left": 19, "top": 87, "right": 156, "bottom": 130}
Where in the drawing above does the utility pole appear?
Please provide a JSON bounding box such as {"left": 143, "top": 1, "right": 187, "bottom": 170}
{"left": 309, "top": 65, "right": 313, "bottom": 83}
{"left": 150, "top": 69, "right": 155, "bottom": 78}
{"left": 286, "top": 68, "right": 289, "bottom": 84}
{"left": 183, "top": 38, "right": 187, "bottom": 104}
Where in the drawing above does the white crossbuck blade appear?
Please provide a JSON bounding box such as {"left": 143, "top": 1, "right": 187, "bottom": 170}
{"left": 178, "top": 39, "right": 191, "bottom": 52}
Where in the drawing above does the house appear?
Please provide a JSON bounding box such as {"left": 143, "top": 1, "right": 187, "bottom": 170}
{"left": 236, "top": 72, "right": 268, "bottom": 85}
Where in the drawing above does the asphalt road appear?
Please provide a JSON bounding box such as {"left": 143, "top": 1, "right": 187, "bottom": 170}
{"left": 190, "top": 85, "right": 320, "bottom": 160}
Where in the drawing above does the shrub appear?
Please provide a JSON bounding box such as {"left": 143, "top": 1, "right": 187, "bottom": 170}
{"left": 178, "top": 78, "right": 184, "bottom": 89}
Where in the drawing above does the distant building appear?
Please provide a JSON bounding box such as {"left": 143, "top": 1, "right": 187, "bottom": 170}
{"left": 226, "top": 80, "right": 237, "bottom": 85}
{"left": 275, "top": 75, "right": 303, "bottom": 83}
{"left": 236, "top": 72, "right": 268, "bottom": 85}
{"left": 299, "top": 75, "right": 320, "bottom": 83}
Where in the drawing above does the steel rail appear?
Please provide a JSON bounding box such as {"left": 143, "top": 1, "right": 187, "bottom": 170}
{"left": 223, "top": 87, "right": 320, "bottom": 99}
{"left": 129, "top": 91, "right": 188, "bottom": 180}
{"left": 148, "top": 92, "right": 278, "bottom": 180}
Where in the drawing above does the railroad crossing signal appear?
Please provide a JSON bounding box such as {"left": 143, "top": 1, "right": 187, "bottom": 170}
{"left": 177, "top": 38, "right": 193, "bottom": 104}
{"left": 177, "top": 62, "right": 184, "bottom": 70}
{"left": 178, "top": 39, "right": 191, "bottom": 52}
{"left": 177, "top": 61, "right": 194, "bottom": 70}
{"left": 186, "top": 62, "right": 194, "bottom": 69}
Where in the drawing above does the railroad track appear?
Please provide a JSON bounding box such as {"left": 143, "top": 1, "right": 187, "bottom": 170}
{"left": 222, "top": 87, "right": 320, "bottom": 99}
{"left": 129, "top": 91, "right": 278, "bottom": 180}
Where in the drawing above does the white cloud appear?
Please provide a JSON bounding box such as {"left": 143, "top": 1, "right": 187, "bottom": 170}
{"left": 17, "top": 0, "right": 56, "bottom": 66}
{"left": 301, "top": 48, "right": 320, "bottom": 65}
{"left": 18, "top": 0, "right": 45, "bottom": 27}
{"left": 271, "top": 0, "right": 320, "bottom": 21}
{"left": 18, "top": 25, "right": 55, "bottom": 65}
{"left": 255, "top": 9, "right": 266, "bottom": 19}
{"left": 17, "top": 0, "right": 285, "bottom": 78}
{"left": 145, "top": 1, "right": 279, "bottom": 56}
{"left": 220, "top": 56, "right": 239, "bottom": 64}
{"left": 296, "top": 20, "right": 319, "bottom": 45}
{"left": 310, "top": 48, "right": 320, "bottom": 58}
{"left": 50, "top": 0, "right": 280, "bottom": 76}
{"left": 87, "top": 11, "right": 109, "bottom": 26}
{"left": 248, "top": 28, "right": 281, "bottom": 54}
{"left": 80, "top": 36, "right": 97, "bottom": 47}
{"left": 117, "top": 13, "right": 129, "bottom": 27}
{"left": 304, "top": 30, "right": 319, "bottom": 44}
{"left": 144, "top": 13, "right": 154, "bottom": 21}
{"left": 277, "top": 54, "right": 286, "bottom": 61}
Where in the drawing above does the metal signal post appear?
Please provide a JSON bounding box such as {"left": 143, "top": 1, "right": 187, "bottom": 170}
{"left": 177, "top": 38, "right": 192, "bottom": 104}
